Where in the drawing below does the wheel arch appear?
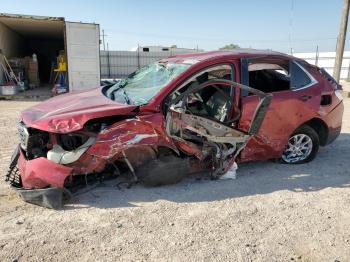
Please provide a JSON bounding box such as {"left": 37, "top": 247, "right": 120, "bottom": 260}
{"left": 298, "top": 118, "right": 329, "bottom": 146}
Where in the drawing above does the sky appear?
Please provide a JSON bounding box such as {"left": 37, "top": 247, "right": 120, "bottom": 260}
{"left": 0, "top": 0, "right": 347, "bottom": 53}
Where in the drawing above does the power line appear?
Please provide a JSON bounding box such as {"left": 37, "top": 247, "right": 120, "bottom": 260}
{"left": 106, "top": 29, "right": 337, "bottom": 44}
{"left": 289, "top": 0, "right": 295, "bottom": 54}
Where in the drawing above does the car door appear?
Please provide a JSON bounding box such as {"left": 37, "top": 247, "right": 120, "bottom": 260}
{"left": 238, "top": 57, "right": 321, "bottom": 162}
{"left": 165, "top": 79, "right": 271, "bottom": 176}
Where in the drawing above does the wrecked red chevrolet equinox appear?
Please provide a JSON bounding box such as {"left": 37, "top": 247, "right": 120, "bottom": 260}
{"left": 6, "top": 49, "right": 344, "bottom": 208}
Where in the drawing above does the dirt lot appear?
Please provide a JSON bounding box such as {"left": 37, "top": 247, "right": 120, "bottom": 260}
{"left": 0, "top": 99, "right": 349, "bottom": 262}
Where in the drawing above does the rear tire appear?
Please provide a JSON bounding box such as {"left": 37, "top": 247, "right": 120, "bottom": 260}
{"left": 280, "top": 125, "right": 319, "bottom": 164}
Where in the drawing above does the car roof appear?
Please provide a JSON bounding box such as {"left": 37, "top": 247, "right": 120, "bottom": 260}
{"left": 164, "top": 48, "right": 295, "bottom": 63}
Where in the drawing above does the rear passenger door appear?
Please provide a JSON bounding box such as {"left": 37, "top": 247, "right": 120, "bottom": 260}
{"left": 238, "top": 57, "right": 321, "bottom": 162}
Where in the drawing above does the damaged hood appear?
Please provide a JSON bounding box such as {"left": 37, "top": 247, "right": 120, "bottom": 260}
{"left": 21, "top": 88, "right": 138, "bottom": 133}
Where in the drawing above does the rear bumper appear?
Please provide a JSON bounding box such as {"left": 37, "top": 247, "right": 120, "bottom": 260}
{"left": 326, "top": 126, "right": 341, "bottom": 145}
{"left": 323, "top": 101, "right": 344, "bottom": 145}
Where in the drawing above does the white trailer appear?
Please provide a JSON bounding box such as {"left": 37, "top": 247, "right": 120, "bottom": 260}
{"left": 0, "top": 13, "right": 100, "bottom": 93}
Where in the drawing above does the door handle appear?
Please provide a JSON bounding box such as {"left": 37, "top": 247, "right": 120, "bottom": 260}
{"left": 299, "top": 95, "right": 312, "bottom": 102}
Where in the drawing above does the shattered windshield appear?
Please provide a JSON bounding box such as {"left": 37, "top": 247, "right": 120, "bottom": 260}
{"left": 106, "top": 62, "right": 191, "bottom": 105}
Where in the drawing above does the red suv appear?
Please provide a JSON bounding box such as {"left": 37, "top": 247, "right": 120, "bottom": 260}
{"left": 6, "top": 49, "right": 344, "bottom": 208}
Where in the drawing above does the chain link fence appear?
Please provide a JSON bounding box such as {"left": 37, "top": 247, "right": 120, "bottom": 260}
{"left": 101, "top": 49, "right": 350, "bottom": 80}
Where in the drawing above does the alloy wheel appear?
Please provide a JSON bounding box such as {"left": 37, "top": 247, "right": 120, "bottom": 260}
{"left": 282, "top": 134, "right": 313, "bottom": 163}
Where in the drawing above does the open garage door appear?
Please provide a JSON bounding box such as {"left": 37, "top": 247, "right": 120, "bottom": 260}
{"left": 65, "top": 22, "right": 100, "bottom": 91}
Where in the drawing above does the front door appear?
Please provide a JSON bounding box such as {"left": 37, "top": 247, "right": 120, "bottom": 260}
{"left": 166, "top": 79, "right": 271, "bottom": 176}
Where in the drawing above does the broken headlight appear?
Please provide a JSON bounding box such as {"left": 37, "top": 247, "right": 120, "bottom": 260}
{"left": 18, "top": 122, "right": 29, "bottom": 150}
{"left": 18, "top": 122, "right": 50, "bottom": 159}
{"left": 48, "top": 134, "right": 96, "bottom": 165}
{"left": 58, "top": 134, "right": 90, "bottom": 151}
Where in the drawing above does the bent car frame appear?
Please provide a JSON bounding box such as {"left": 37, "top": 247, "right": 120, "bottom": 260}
{"left": 6, "top": 49, "right": 344, "bottom": 208}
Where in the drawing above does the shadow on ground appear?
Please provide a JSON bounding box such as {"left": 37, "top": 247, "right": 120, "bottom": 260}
{"left": 62, "top": 133, "right": 349, "bottom": 209}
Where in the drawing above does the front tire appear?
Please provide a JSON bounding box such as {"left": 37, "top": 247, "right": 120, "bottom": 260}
{"left": 281, "top": 125, "right": 319, "bottom": 164}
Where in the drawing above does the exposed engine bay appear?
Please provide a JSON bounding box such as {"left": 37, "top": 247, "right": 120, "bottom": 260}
{"left": 6, "top": 80, "right": 271, "bottom": 209}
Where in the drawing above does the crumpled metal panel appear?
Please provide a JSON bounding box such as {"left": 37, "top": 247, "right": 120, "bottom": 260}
{"left": 69, "top": 113, "right": 180, "bottom": 174}
{"left": 18, "top": 150, "right": 72, "bottom": 189}
{"left": 238, "top": 86, "right": 321, "bottom": 162}
{"left": 20, "top": 88, "right": 138, "bottom": 133}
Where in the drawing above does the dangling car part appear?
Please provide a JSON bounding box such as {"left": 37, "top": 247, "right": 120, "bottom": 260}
{"left": 165, "top": 79, "right": 272, "bottom": 178}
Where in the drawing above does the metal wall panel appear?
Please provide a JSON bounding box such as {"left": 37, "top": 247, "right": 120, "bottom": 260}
{"left": 66, "top": 22, "right": 100, "bottom": 90}
{"left": 294, "top": 51, "right": 350, "bottom": 80}
{"left": 102, "top": 50, "right": 350, "bottom": 80}
{"left": 100, "top": 50, "right": 199, "bottom": 79}
{"left": 0, "top": 21, "right": 25, "bottom": 84}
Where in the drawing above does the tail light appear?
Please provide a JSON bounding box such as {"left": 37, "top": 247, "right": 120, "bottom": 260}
{"left": 317, "top": 68, "right": 343, "bottom": 101}
{"left": 319, "top": 68, "right": 342, "bottom": 90}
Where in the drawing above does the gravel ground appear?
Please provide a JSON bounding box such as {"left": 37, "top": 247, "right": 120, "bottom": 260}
{"left": 0, "top": 99, "right": 349, "bottom": 262}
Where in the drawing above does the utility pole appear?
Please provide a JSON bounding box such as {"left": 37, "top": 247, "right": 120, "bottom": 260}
{"left": 334, "top": 0, "right": 350, "bottom": 82}
{"left": 107, "top": 43, "right": 111, "bottom": 78}
{"left": 137, "top": 43, "right": 140, "bottom": 69}
{"left": 288, "top": 0, "right": 294, "bottom": 54}
{"left": 101, "top": 29, "right": 107, "bottom": 51}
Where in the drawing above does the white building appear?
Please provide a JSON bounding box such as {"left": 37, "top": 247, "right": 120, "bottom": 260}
{"left": 132, "top": 45, "right": 203, "bottom": 53}
{"left": 294, "top": 51, "right": 350, "bottom": 80}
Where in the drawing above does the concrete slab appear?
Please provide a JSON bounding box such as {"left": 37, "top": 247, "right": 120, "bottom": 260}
{"left": 0, "top": 85, "right": 52, "bottom": 101}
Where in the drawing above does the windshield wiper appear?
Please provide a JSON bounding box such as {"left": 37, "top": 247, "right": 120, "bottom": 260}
{"left": 121, "top": 89, "right": 131, "bottom": 104}
{"left": 108, "top": 80, "right": 131, "bottom": 104}
{"left": 118, "top": 78, "right": 128, "bottom": 88}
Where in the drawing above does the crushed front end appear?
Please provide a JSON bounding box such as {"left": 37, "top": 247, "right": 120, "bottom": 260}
{"left": 5, "top": 80, "right": 271, "bottom": 209}
{"left": 6, "top": 123, "right": 78, "bottom": 208}
{"left": 5, "top": 114, "right": 180, "bottom": 208}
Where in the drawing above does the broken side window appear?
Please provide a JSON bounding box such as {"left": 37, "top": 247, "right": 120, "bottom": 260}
{"left": 185, "top": 83, "right": 232, "bottom": 123}
{"left": 247, "top": 60, "right": 290, "bottom": 93}
{"left": 246, "top": 59, "right": 315, "bottom": 94}
{"left": 165, "top": 64, "right": 235, "bottom": 109}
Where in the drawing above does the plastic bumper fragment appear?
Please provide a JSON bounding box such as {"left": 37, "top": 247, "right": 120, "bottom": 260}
{"left": 15, "top": 187, "right": 72, "bottom": 209}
